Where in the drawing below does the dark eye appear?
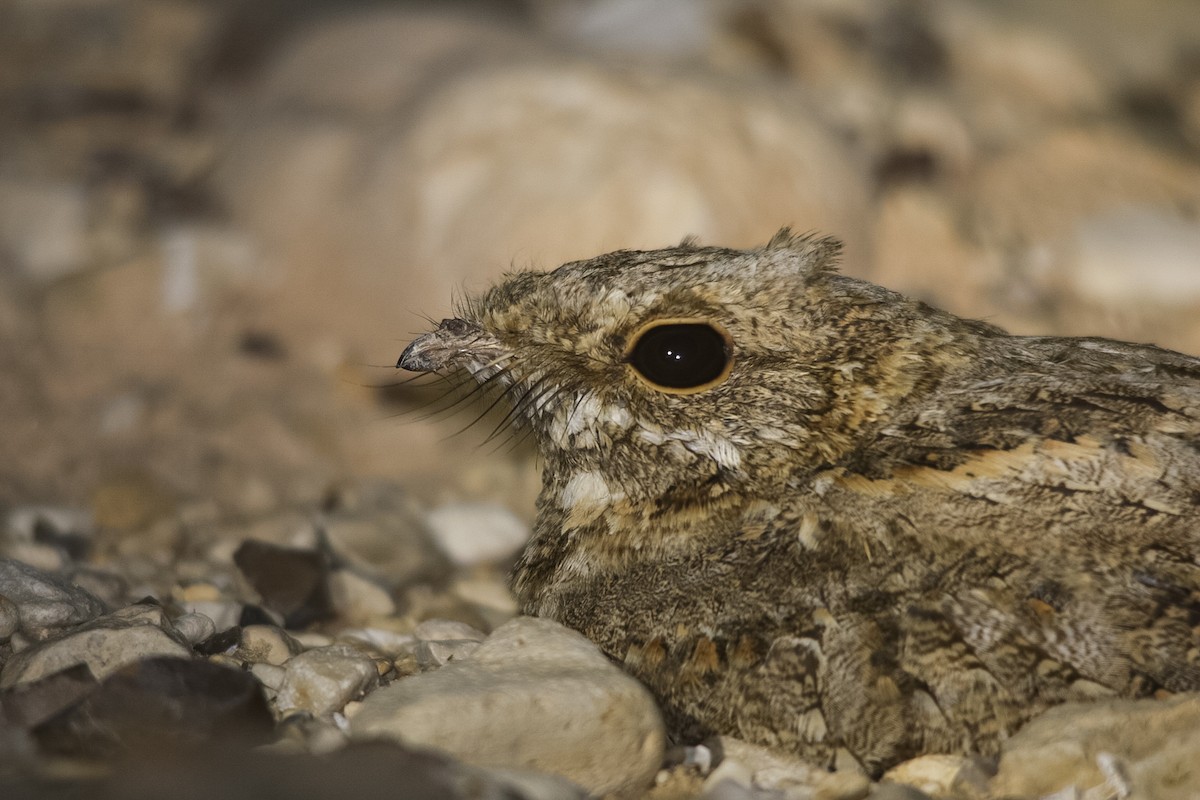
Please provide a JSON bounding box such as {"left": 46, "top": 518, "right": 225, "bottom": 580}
{"left": 626, "top": 321, "right": 733, "bottom": 393}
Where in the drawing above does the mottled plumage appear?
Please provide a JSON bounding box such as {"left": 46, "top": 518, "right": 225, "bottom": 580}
{"left": 398, "top": 231, "right": 1200, "bottom": 775}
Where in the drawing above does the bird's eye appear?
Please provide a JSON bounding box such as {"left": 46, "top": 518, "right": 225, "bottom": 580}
{"left": 625, "top": 319, "right": 734, "bottom": 394}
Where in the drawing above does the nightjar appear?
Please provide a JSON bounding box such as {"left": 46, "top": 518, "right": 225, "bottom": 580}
{"left": 398, "top": 231, "right": 1200, "bottom": 775}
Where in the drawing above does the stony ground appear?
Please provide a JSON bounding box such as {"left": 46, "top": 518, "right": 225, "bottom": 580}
{"left": 2, "top": 1, "right": 1200, "bottom": 798}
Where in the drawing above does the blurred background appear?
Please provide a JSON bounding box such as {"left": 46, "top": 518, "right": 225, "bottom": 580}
{"left": 2, "top": 0, "right": 1200, "bottom": 529}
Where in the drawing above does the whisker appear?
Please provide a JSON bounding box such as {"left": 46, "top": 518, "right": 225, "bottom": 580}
{"left": 481, "top": 376, "right": 553, "bottom": 446}
{"left": 489, "top": 388, "right": 562, "bottom": 454}
{"left": 441, "top": 371, "right": 530, "bottom": 441}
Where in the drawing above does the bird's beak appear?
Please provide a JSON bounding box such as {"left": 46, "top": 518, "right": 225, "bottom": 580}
{"left": 397, "top": 318, "right": 485, "bottom": 372}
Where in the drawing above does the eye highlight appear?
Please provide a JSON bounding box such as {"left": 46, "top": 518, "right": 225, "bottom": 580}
{"left": 624, "top": 319, "right": 734, "bottom": 394}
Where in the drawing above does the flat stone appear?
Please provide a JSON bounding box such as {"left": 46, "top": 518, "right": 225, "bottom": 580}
{"left": 0, "top": 558, "right": 106, "bottom": 639}
{"left": 350, "top": 616, "right": 665, "bottom": 796}
{"left": 0, "top": 606, "right": 191, "bottom": 688}
{"left": 274, "top": 644, "right": 379, "bottom": 717}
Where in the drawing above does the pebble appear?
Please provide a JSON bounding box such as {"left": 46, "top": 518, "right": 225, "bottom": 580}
{"left": 0, "top": 604, "right": 191, "bottom": 688}
{"left": 412, "top": 618, "right": 487, "bottom": 643}
{"left": 335, "top": 627, "right": 415, "bottom": 659}
{"left": 318, "top": 483, "right": 452, "bottom": 587}
{"left": 1, "top": 542, "right": 67, "bottom": 573}
{"left": 881, "top": 754, "right": 969, "bottom": 798}
{"left": 701, "top": 759, "right": 754, "bottom": 799}
{"left": 66, "top": 568, "right": 128, "bottom": 609}
{"left": 273, "top": 644, "right": 379, "bottom": 718}
{"left": 0, "top": 558, "right": 106, "bottom": 639}
{"left": 425, "top": 503, "right": 531, "bottom": 566}
{"left": 350, "top": 616, "right": 665, "bottom": 797}
{"left": 328, "top": 568, "right": 396, "bottom": 622}
{"left": 414, "top": 638, "right": 480, "bottom": 669}
{"left": 240, "top": 624, "right": 303, "bottom": 666}
{"left": 171, "top": 612, "right": 216, "bottom": 646}
{"left": 172, "top": 599, "right": 243, "bottom": 634}
{"left": 249, "top": 661, "right": 287, "bottom": 693}
{"left": 0, "top": 180, "right": 90, "bottom": 282}
{"left": 1070, "top": 208, "right": 1200, "bottom": 307}
{"left": 706, "top": 737, "right": 871, "bottom": 800}
{"left": 448, "top": 574, "right": 520, "bottom": 628}
{"left": 5, "top": 507, "right": 92, "bottom": 548}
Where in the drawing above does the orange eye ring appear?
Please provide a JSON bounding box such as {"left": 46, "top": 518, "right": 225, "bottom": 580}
{"left": 623, "top": 318, "right": 735, "bottom": 395}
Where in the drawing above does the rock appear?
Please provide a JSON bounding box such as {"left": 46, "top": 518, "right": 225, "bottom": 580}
{"left": 274, "top": 644, "right": 379, "bottom": 718}
{"left": 171, "top": 612, "right": 216, "bottom": 646}
{"left": 351, "top": 616, "right": 665, "bottom": 796}
{"left": 409, "top": 618, "right": 487, "bottom": 669}
{"left": 530, "top": 0, "right": 712, "bottom": 58}
{"left": 869, "top": 187, "right": 996, "bottom": 322}
{"left": 32, "top": 657, "right": 274, "bottom": 758}
{"left": 233, "top": 540, "right": 334, "bottom": 629}
{"left": 425, "top": 503, "right": 530, "bottom": 566}
{"left": 0, "top": 180, "right": 91, "bottom": 282}
{"left": 328, "top": 568, "right": 396, "bottom": 623}
{"left": 970, "top": 127, "right": 1200, "bottom": 253}
{"left": 5, "top": 506, "right": 92, "bottom": 561}
{"left": 195, "top": 626, "right": 243, "bottom": 658}
{"left": 938, "top": 6, "right": 1109, "bottom": 138}
{"left": 248, "top": 661, "right": 286, "bottom": 694}
{"left": 708, "top": 736, "right": 871, "bottom": 799}
{"left": 415, "top": 639, "right": 481, "bottom": 669}
{"left": 700, "top": 758, "right": 754, "bottom": 799}
{"left": 0, "top": 663, "right": 98, "bottom": 729}
{"left": 369, "top": 59, "right": 870, "bottom": 300}
{"left": 413, "top": 618, "right": 487, "bottom": 643}
{"left": 990, "top": 693, "right": 1200, "bottom": 799}
{"left": 249, "top": 8, "right": 530, "bottom": 120}
{"left": 0, "top": 594, "right": 18, "bottom": 642}
{"left": 319, "top": 483, "right": 451, "bottom": 589}
{"left": 1069, "top": 208, "right": 1200, "bottom": 308}
{"left": 335, "top": 627, "right": 416, "bottom": 660}
{"left": 178, "top": 600, "right": 242, "bottom": 635}
{"left": 89, "top": 472, "right": 178, "bottom": 533}
{"left": 66, "top": 568, "right": 128, "bottom": 609}
{"left": 0, "top": 603, "right": 191, "bottom": 688}
{"left": 0, "top": 558, "right": 106, "bottom": 639}
{"left": 239, "top": 624, "right": 303, "bottom": 666}
{"left": 882, "top": 754, "right": 971, "bottom": 798}
{"left": 1184, "top": 79, "right": 1200, "bottom": 150}
{"left": 869, "top": 784, "right": 936, "bottom": 800}
{"left": 0, "top": 741, "right": 586, "bottom": 800}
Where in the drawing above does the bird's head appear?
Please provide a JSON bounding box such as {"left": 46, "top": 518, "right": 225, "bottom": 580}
{"left": 399, "top": 231, "right": 970, "bottom": 574}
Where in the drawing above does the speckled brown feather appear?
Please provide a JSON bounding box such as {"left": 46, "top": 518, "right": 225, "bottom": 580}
{"left": 398, "top": 231, "right": 1200, "bottom": 775}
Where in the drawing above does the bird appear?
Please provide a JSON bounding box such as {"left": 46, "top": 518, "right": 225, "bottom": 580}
{"left": 397, "top": 230, "right": 1200, "bottom": 776}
